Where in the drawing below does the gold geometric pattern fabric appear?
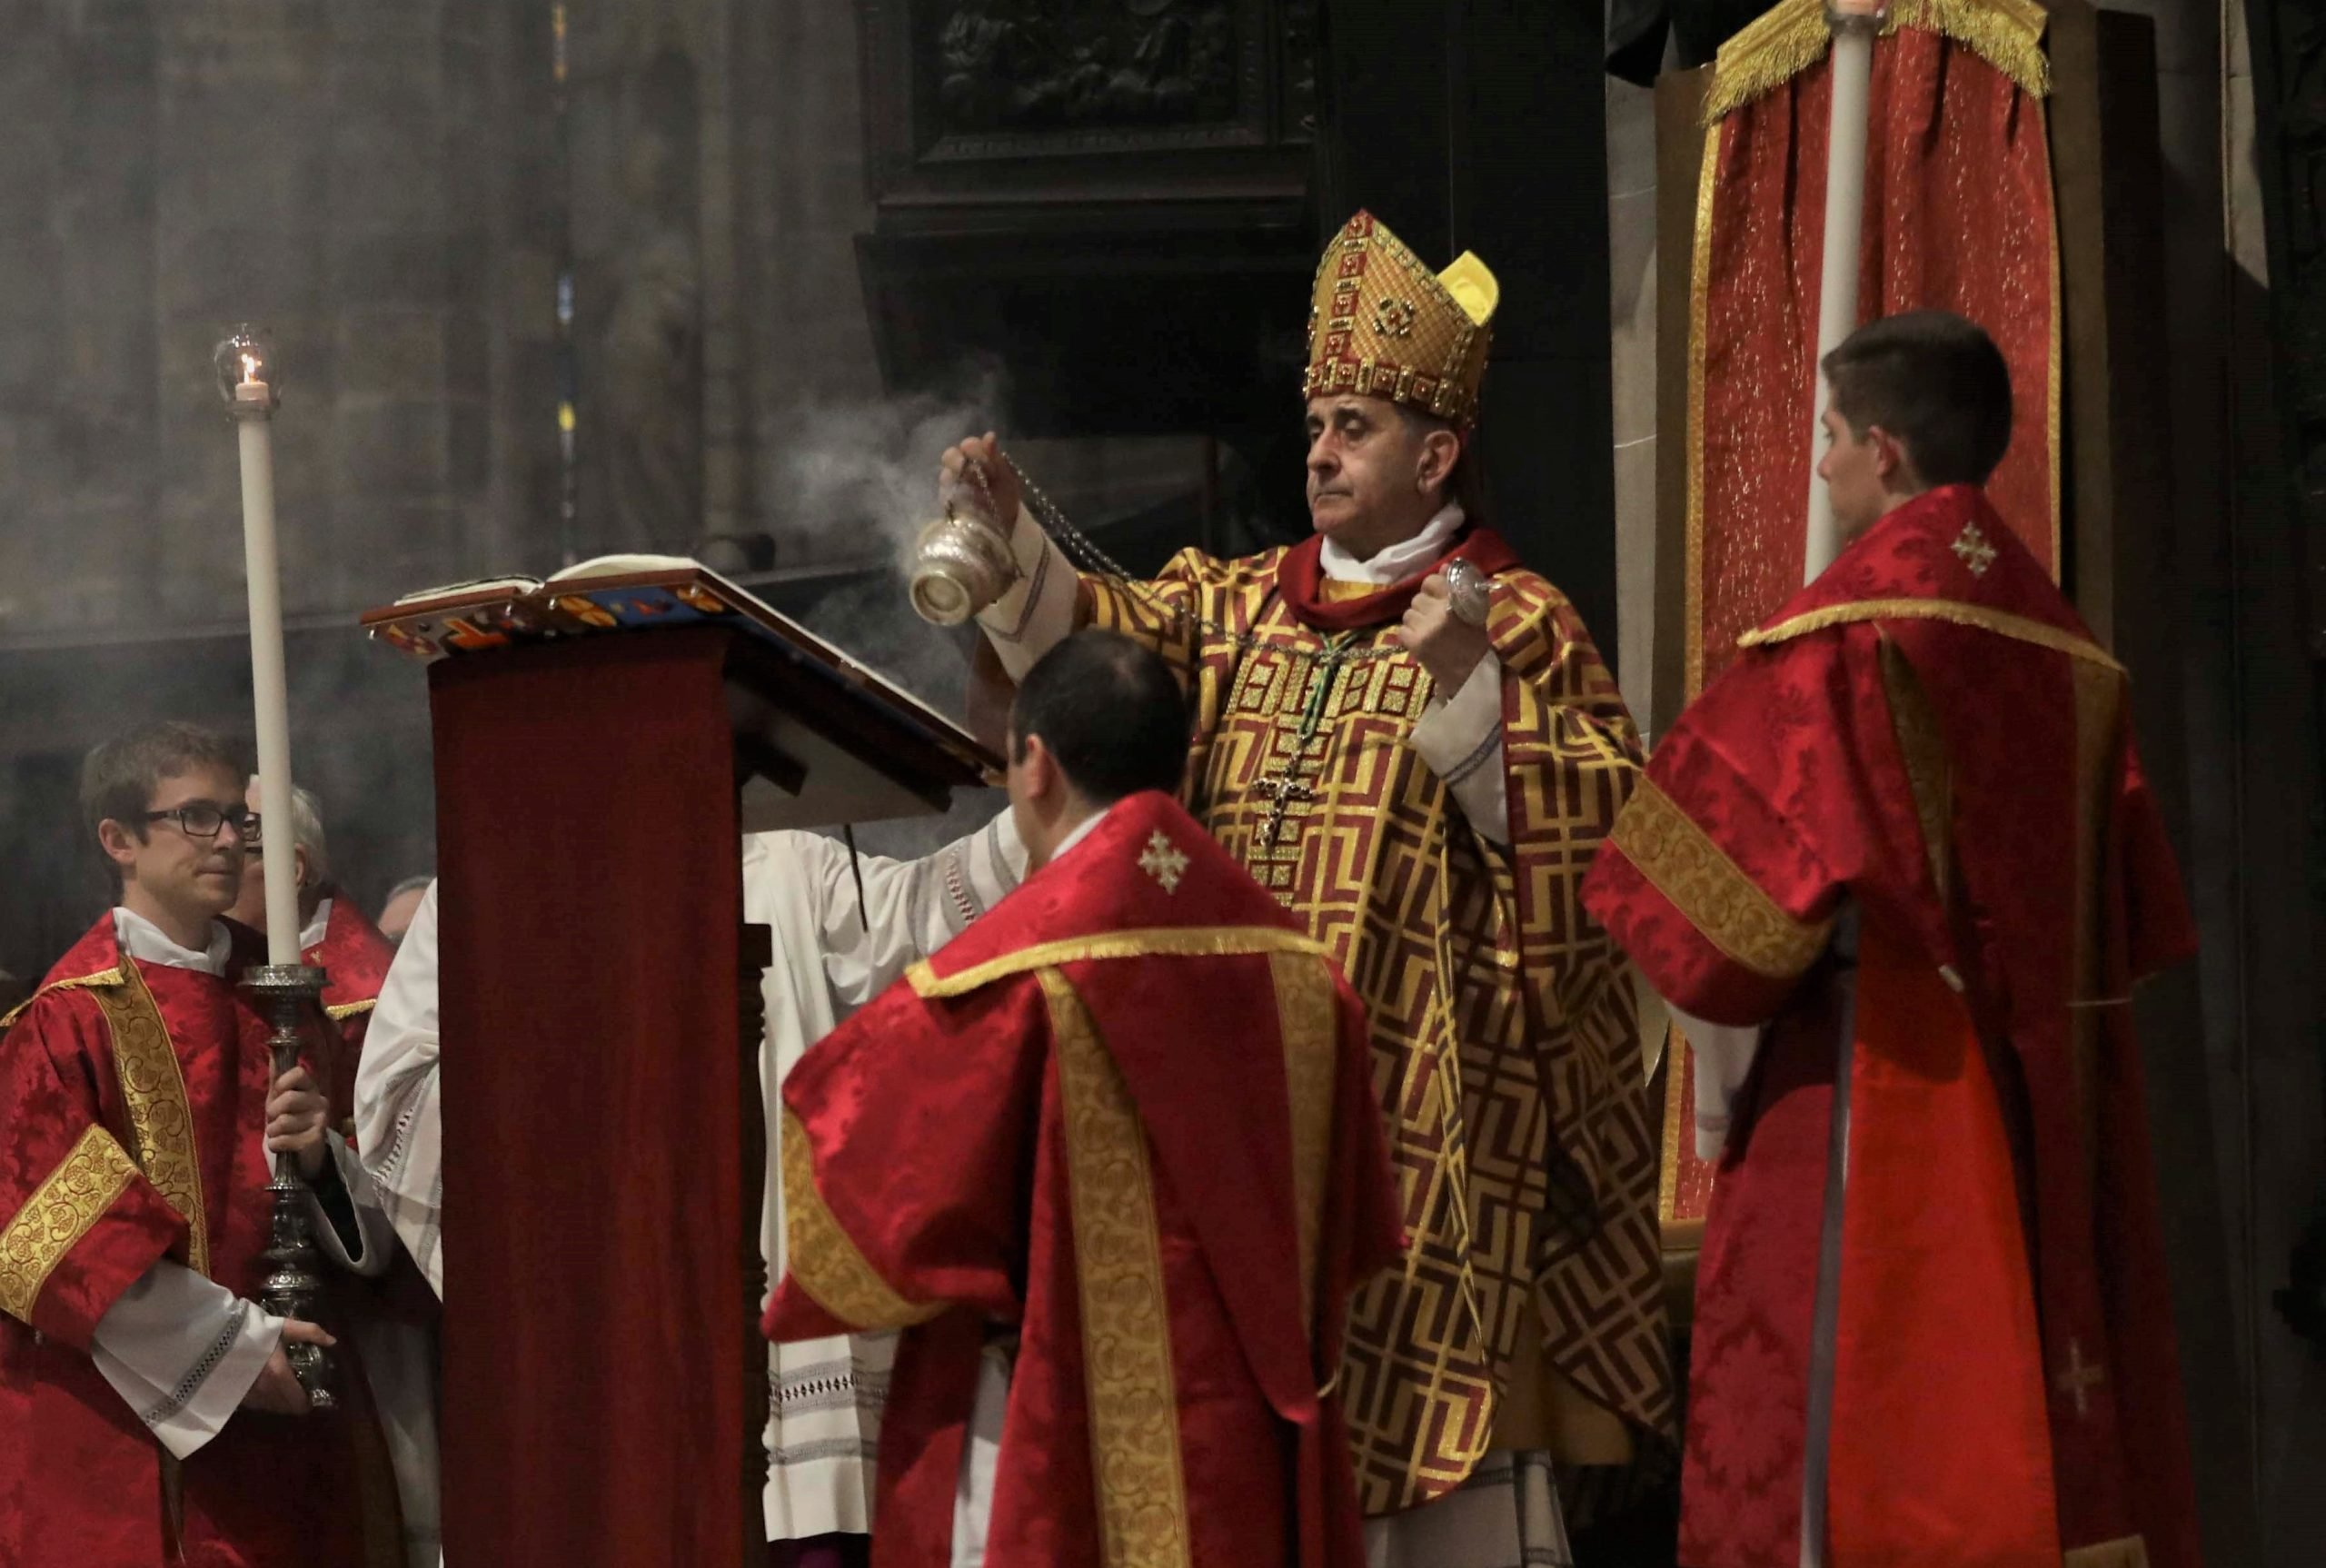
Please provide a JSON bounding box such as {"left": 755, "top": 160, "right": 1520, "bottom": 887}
{"left": 1088, "top": 549, "right": 1675, "bottom": 1512}
{"left": 0, "top": 1125, "right": 140, "bottom": 1324}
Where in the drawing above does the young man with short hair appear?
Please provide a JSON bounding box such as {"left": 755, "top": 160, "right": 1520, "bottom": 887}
{"left": 1585, "top": 313, "right": 2203, "bottom": 1568}
{"left": 0, "top": 720, "right": 393, "bottom": 1566}
{"left": 768, "top": 630, "right": 1404, "bottom": 1567}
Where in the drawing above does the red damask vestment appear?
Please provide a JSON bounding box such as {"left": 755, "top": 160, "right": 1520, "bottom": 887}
{"left": 767, "top": 791, "right": 1403, "bottom": 1568}
{"left": 1584, "top": 485, "right": 2202, "bottom": 1568}
{"left": 1074, "top": 528, "right": 1673, "bottom": 1508}
{"left": 0, "top": 915, "right": 362, "bottom": 1567}
{"left": 309, "top": 896, "right": 394, "bottom": 1129}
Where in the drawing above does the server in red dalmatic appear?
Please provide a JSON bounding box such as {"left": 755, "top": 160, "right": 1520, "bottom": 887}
{"left": 1584, "top": 314, "right": 2202, "bottom": 1568}
{"left": 0, "top": 722, "right": 393, "bottom": 1567}
{"left": 767, "top": 632, "right": 1403, "bottom": 1568}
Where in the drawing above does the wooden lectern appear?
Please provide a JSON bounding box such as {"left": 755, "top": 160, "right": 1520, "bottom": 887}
{"left": 363, "top": 566, "right": 999, "bottom": 1567}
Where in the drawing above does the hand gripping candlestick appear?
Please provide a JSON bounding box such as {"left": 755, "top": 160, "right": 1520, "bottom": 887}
{"left": 215, "top": 327, "right": 335, "bottom": 1411}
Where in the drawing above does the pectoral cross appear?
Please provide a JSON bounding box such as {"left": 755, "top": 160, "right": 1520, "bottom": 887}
{"left": 1255, "top": 771, "right": 1317, "bottom": 850}
{"left": 2056, "top": 1338, "right": 2105, "bottom": 1418}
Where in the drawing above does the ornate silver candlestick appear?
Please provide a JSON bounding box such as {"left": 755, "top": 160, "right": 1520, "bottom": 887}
{"left": 243, "top": 961, "right": 336, "bottom": 1412}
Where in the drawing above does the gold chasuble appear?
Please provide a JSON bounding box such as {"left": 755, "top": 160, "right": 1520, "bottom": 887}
{"left": 1088, "top": 543, "right": 1673, "bottom": 1508}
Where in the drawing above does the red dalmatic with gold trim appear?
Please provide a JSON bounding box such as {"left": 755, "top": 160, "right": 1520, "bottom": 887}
{"left": 1584, "top": 486, "right": 2201, "bottom": 1568}
{"left": 0, "top": 914, "right": 363, "bottom": 1567}
{"left": 766, "top": 791, "right": 1402, "bottom": 1568}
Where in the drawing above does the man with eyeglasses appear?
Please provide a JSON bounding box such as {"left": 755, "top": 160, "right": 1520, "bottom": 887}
{"left": 0, "top": 719, "right": 397, "bottom": 1567}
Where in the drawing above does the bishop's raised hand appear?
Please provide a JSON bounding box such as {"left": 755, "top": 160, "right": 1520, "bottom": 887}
{"left": 938, "top": 432, "right": 1022, "bottom": 535}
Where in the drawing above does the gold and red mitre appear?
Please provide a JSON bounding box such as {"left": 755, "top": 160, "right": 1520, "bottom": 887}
{"left": 1302, "top": 210, "right": 1500, "bottom": 428}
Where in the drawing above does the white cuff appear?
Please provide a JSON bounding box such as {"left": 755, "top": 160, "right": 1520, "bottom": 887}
{"left": 975, "top": 504, "right": 1079, "bottom": 681}
{"left": 90, "top": 1261, "right": 284, "bottom": 1459}
{"left": 1675, "top": 1007, "right": 1764, "bottom": 1162}
{"left": 1408, "top": 654, "right": 1510, "bottom": 846}
{"left": 304, "top": 1130, "right": 394, "bottom": 1278}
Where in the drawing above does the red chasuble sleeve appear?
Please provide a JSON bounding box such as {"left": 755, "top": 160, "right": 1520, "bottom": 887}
{"left": 0, "top": 995, "right": 190, "bottom": 1350}
{"left": 766, "top": 977, "right": 1046, "bottom": 1343}
{"left": 1583, "top": 627, "right": 1933, "bottom": 1027}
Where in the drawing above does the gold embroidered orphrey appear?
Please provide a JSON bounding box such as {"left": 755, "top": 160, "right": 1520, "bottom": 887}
{"left": 92, "top": 961, "right": 212, "bottom": 1279}
{"left": 1138, "top": 831, "right": 1190, "bottom": 894}
{"left": 780, "top": 1107, "right": 942, "bottom": 1333}
{"left": 1953, "top": 520, "right": 1999, "bottom": 576}
{"left": 0, "top": 1125, "right": 142, "bottom": 1324}
{"left": 1610, "top": 777, "right": 1833, "bottom": 979}
{"left": 1040, "top": 967, "right": 1193, "bottom": 1568}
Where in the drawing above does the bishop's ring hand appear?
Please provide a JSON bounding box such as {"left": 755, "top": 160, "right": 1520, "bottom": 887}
{"left": 1442, "top": 559, "right": 1494, "bottom": 628}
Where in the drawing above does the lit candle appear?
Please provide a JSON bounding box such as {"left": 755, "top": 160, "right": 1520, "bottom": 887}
{"left": 216, "top": 327, "right": 301, "bottom": 966}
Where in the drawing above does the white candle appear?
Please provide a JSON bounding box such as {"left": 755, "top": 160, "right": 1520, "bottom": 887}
{"left": 232, "top": 366, "right": 302, "bottom": 966}
{"left": 1802, "top": 3, "right": 1882, "bottom": 582}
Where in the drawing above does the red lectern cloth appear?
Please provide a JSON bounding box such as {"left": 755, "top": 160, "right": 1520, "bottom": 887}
{"left": 430, "top": 629, "right": 755, "bottom": 1568}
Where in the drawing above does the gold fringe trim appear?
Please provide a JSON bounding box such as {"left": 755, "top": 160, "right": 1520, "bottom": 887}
{"left": 1705, "top": 0, "right": 2051, "bottom": 124}
{"left": 323, "top": 998, "right": 376, "bottom": 1022}
{"left": 0, "top": 967, "right": 124, "bottom": 1030}
{"left": 1738, "top": 597, "right": 2122, "bottom": 670}
{"left": 910, "top": 926, "right": 1328, "bottom": 1000}
{"left": 1685, "top": 108, "right": 1719, "bottom": 697}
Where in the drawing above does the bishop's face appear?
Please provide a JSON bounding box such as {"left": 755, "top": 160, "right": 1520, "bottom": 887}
{"left": 1304, "top": 393, "right": 1441, "bottom": 561}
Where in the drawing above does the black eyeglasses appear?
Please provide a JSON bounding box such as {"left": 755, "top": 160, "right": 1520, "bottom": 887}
{"left": 139, "top": 804, "right": 257, "bottom": 840}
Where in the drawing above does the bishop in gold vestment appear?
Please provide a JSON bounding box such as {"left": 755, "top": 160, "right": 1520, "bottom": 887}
{"left": 939, "top": 212, "right": 1675, "bottom": 1550}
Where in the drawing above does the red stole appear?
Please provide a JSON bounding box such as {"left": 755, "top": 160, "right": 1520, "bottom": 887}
{"left": 769, "top": 792, "right": 1402, "bottom": 1568}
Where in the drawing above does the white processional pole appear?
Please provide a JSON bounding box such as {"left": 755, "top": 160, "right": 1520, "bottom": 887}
{"left": 1803, "top": 0, "right": 1889, "bottom": 582}
{"left": 1798, "top": 8, "right": 1887, "bottom": 1556}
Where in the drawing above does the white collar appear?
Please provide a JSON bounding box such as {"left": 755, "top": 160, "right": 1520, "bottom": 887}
{"left": 113, "top": 906, "right": 231, "bottom": 978}
{"left": 300, "top": 897, "right": 333, "bottom": 954}
{"left": 1317, "top": 502, "right": 1466, "bottom": 585}
{"left": 1049, "top": 804, "right": 1112, "bottom": 866}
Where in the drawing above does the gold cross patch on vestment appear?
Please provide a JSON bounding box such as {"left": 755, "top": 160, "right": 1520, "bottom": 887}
{"left": 1138, "top": 831, "right": 1190, "bottom": 893}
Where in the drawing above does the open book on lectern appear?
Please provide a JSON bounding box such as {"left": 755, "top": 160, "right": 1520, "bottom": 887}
{"left": 363, "top": 552, "right": 1000, "bottom": 831}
